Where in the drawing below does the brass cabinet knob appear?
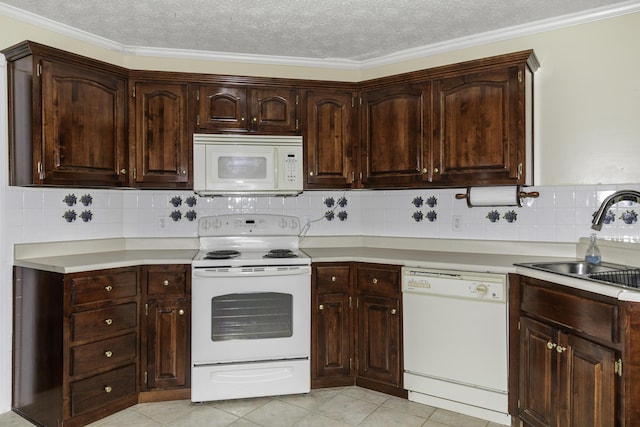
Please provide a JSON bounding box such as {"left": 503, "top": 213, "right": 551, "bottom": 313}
{"left": 241, "top": 117, "right": 246, "bottom": 122}
{"left": 331, "top": 276, "right": 337, "bottom": 282}
{"left": 104, "top": 285, "right": 113, "bottom": 292}
{"left": 104, "top": 318, "right": 113, "bottom": 326}
{"left": 252, "top": 117, "right": 257, "bottom": 122}
{"left": 309, "top": 171, "right": 314, "bottom": 176}
{"left": 422, "top": 168, "right": 427, "bottom": 174}
{"left": 104, "top": 350, "right": 113, "bottom": 358}
{"left": 163, "top": 280, "right": 170, "bottom": 287}
{"left": 433, "top": 167, "right": 440, "bottom": 174}
{"left": 556, "top": 345, "right": 567, "bottom": 354}
{"left": 390, "top": 308, "right": 397, "bottom": 315}
{"left": 319, "top": 304, "right": 324, "bottom": 310}
{"left": 372, "top": 278, "right": 378, "bottom": 284}
{"left": 120, "top": 169, "right": 127, "bottom": 175}
{"left": 179, "top": 309, "right": 185, "bottom": 316}
{"left": 181, "top": 170, "right": 187, "bottom": 175}
{"left": 547, "top": 341, "right": 557, "bottom": 350}
{"left": 104, "top": 386, "right": 112, "bottom": 393}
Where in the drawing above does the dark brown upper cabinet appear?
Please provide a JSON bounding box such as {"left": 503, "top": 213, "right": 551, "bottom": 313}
{"left": 360, "top": 84, "right": 430, "bottom": 188}
{"left": 431, "top": 65, "right": 530, "bottom": 186}
{"left": 196, "top": 85, "right": 299, "bottom": 134}
{"left": 3, "top": 41, "right": 128, "bottom": 187}
{"left": 130, "top": 81, "right": 192, "bottom": 188}
{"left": 304, "top": 90, "right": 358, "bottom": 189}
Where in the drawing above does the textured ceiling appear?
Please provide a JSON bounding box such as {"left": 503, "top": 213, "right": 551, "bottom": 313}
{"left": 0, "top": 0, "right": 635, "bottom": 62}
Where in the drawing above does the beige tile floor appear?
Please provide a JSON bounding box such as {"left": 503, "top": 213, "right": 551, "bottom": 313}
{"left": 0, "top": 386, "right": 507, "bottom": 427}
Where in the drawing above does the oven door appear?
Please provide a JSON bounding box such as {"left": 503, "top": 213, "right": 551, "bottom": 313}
{"left": 192, "top": 265, "right": 311, "bottom": 365}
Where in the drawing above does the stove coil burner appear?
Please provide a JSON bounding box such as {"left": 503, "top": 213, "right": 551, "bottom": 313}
{"left": 264, "top": 249, "right": 298, "bottom": 259}
{"left": 205, "top": 250, "right": 241, "bottom": 260}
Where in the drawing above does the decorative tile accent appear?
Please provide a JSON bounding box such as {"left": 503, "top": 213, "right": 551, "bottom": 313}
{"left": 426, "top": 196, "right": 437, "bottom": 208}
{"left": 604, "top": 210, "right": 615, "bottom": 224}
{"left": 80, "top": 194, "right": 93, "bottom": 206}
{"left": 62, "top": 210, "right": 77, "bottom": 222}
{"left": 620, "top": 210, "right": 638, "bottom": 224}
{"left": 337, "top": 211, "right": 348, "bottom": 221}
{"left": 486, "top": 210, "right": 500, "bottom": 222}
{"left": 185, "top": 210, "right": 197, "bottom": 221}
{"left": 169, "top": 210, "right": 182, "bottom": 221}
{"left": 503, "top": 210, "right": 518, "bottom": 223}
{"left": 337, "top": 197, "right": 348, "bottom": 208}
{"left": 412, "top": 196, "right": 423, "bottom": 208}
{"left": 79, "top": 210, "right": 93, "bottom": 222}
{"left": 324, "top": 210, "right": 335, "bottom": 221}
{"left": 63, "top": 194, "right": 77, "bottom": 206}
{"left": 324, "top": 197, "right": 335, "bottom": 208}
{"left": 185, "top": 196, "right": 198, "bottom": 207}
{"left": 170, "top": 196, "right": 183, "bottom": 207}
{"left": 426, "top": 210, "right": 437, "bottom": 222}
{"left": 412, "top": 211, "right": 423, "bottom": 222}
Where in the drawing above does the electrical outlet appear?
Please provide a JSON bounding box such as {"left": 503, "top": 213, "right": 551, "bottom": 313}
{"left": 452, "top": 215, "right": 463, "bottom": 231}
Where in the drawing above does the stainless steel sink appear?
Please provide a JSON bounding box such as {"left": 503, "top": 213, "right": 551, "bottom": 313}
{"left": 523, "top": 261, "right": 623, "bottom": 275}
{"left": 516, "top": 261, "right": 640, "bottom": 289}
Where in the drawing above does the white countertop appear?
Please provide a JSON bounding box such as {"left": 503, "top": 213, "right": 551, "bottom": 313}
{"left": 301, "top": 246, "right": 573, "bottom": 275}
{"left": 14, "top": 249, "right": 199, "bottom": 274}
{"left": 13, "top": 236, "right": 640, "bottom": 301}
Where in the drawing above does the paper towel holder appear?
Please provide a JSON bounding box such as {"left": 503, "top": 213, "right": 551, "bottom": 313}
{"left": 455, "top": 186, "right": 540, "bottom": 208}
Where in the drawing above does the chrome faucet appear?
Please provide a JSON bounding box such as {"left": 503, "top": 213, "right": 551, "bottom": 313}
{"left": 591, "top": 190, "right": 640, "bottom": 231}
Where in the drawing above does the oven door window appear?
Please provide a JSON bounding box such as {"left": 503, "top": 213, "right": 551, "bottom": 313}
{"left": 211, "top": 292, "right": 293, "bottom": 341}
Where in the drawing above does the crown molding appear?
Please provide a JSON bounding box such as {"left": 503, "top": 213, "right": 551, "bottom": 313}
{"left": 1, "top": 0, "right": 639, "bottom": 71}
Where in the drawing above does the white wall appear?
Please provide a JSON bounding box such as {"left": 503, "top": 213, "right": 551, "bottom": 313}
{"left": 2, "top": 7, "right": 640, "bottom": 414}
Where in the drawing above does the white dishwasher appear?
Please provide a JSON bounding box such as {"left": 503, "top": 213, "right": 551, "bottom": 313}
{"left": 402, "top": 267, "right": 510, "bottom": 426}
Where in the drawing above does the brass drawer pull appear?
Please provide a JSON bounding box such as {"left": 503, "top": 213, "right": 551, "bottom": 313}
{"left": 390, "top": 308, "right": 397, "bottom": 315}
{"left": 104, "top": 386, "right": 112, "bottom": 393}
{"left": 179, "top": 309, "right": 185, "bottom": 316}
{"left": 104, "top": 350, "right": 113, "bottom": 358}
{"left": 163, "top": 280, "right": 170, "bottom": 287}
{"left": 372, "top": 278, "right": 378, "bottom": 284}
{"left": 104, "top": 318, "right": 113, "bottom": 326}
{"left": 104, "top": 285, "right": 113, "bottom": 292}
{"left": 319, "top": 304, "right": 324, "bottom": 310}
{"left": 331, "top": 276, "right": 336, "bottom": 282}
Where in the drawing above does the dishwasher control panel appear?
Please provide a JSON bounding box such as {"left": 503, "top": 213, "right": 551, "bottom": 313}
{"left": 402, "top": 267, "right": 506, "bottom": 301}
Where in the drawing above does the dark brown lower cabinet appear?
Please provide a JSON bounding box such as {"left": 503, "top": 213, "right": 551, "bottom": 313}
{"left": 311, "top": 262, "right": 405, "bottom": 397}
{"left": 510, "top": 274, "right": 636, "bottom": 427}
{"left": 144, "top": 298, "right": 190, "bottom": 390}
{"left": 519, "top": 316, "right": 616, "bottom": 427}
{"left": 13, "top": 266, "right": 139, "bottom": 427}
{"left": 139, "top": 264, "right": 191, "bottom": 401}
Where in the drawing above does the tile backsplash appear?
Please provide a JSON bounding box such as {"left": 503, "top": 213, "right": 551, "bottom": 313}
{"left": 6, "top": 184, "right": 640, "bottom": 245}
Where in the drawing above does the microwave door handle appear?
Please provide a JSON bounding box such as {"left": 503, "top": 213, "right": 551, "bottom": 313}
{"left": 273, "top": 147, "right": 279, "bottom": 189}
{"left": 193, "top": 267, "right": 310, "bottom": 278}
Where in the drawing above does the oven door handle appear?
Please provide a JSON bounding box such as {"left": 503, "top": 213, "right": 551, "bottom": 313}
{"left": 192, "top": 266, "right": 311, "bottom": 278}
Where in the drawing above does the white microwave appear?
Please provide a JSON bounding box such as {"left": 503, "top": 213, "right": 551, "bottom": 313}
{"left": 193, "top": 134, "right": 303, "bottom": 196}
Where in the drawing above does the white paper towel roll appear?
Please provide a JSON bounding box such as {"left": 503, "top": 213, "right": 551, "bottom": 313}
{"left": 467, "top": 186, "right": 520, "bottom": 207}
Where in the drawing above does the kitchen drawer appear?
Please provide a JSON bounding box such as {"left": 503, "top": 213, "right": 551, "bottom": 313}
{"left": 70, "top": 333, "right": 137, "bottom": 377}
{"left": 144, "top": 266, "right": 188, "bottom": 296}
{"left": 356, "top": 264, "right": 400, "bottom": 297}
{"left": 520, "top": 281, "right": 619, "bottom": 343}
{"left": 72, "top": 303, "right": 137, "bottom": 342}
{"left": 71, "top": 269, "right": 138, "bottom": 306}
{"left": 70, "top": 363, "right": 136, "bottom": 416}
{"left": 315, "top": 264, "right": 351, "bottom": 293}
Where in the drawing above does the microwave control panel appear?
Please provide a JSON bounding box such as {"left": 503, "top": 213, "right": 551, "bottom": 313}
{"left": 284, "top": 154, "right": 299, "bottom": 183}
